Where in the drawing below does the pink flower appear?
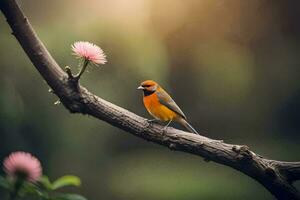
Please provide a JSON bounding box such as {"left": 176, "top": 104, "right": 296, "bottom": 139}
{"left": 3, "top": 152, "right": 42, "bottom": 183}
{"left": 71, "top": 41, "right": 107, "bottom": 65}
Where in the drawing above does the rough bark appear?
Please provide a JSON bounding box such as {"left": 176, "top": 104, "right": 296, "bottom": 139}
{"left": 1, "top": 0, "right": 299, "bottom": 199}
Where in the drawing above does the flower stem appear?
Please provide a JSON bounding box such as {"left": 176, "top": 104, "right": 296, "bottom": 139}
{"left": 75, "top": 59, "right": 89, "bottom": 80}
{"left": 9, "top": 180, "right": 23, "bottom": 200}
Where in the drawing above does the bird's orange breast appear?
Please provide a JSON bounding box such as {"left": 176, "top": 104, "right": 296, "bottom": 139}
{"left": 143, "top": 92, "right": 177, "bottom": 121}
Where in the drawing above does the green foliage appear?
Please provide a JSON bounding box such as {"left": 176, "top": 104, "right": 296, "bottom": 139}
{"left": 0, "top": 175, "right": 86, "bottom": 200}
{"left": 39, "top": 176, "right": 53, "bottom": 191}
{"left": 51, "top": 175, "right": 81, "bottom": 190}
{"left": 39, "top": 175, "right": 81, "bottom": 191}
{"left": 52, "top": 194, "right": 87, "bottom": 200}
{"left": 20, "top": 182, "right": 49, "bottom": 199}
{"left": 0, "top": 175, "right": 11, "bottom": 190}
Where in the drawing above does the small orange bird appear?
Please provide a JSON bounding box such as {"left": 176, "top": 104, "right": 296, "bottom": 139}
{"left": 138, "top": 80, "right": 199, "bottom": 134}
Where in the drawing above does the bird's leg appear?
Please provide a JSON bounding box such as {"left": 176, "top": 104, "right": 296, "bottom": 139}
{"left": 163, "top": 120, "right": 172, "bottom": 131}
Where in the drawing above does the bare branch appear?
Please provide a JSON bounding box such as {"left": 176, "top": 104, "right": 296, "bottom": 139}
{"left": 0, "top": 0, "right": 65, "bottom": 90}
{"left": 276, "top": 161, "right": 300, "bottom": 183}
{"left": 1, "top": 0, "right": 300, "bottom": 199}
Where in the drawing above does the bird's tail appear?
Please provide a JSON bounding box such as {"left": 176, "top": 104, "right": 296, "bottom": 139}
{"left": 177, "top": 118, "right": 200, "bottom": 135}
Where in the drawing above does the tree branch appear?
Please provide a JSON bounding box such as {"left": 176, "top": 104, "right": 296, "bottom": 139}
{"left": 1, "top": 1, "right": 299, "bottom": 199}
{"left": 276, "top": 161, "right": 300, "bottom": 183}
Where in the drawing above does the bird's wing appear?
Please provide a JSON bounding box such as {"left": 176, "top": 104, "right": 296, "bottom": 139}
{"left": 156, "top": 88, "right": 187, "bottom": 119}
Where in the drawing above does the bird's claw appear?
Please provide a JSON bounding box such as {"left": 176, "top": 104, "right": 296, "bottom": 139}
{"left": 146, "top": 119, "right": 159, "bottom": 128}
{"left": 162, "top": 126, "right": 168, "bottom": 133}
{"left": 147, "top": 119, "right": 158, "bottom": 123}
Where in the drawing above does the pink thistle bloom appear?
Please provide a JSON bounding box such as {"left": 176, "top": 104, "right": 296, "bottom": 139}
{"left": 3, "top": 152, "right": 42, "bottom": 183}
{"left": 71, "top": 41, "right": 107, "bottom": 65}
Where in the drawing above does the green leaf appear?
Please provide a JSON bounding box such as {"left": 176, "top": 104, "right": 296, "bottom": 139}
{"left": 52, "top": 176, "right": 81, "bottom": 190}
{"left": 20, "top": 182, "right": 50, "bottom": 200}
{"left": 39, "top": 176, "right": 53, "bottom": 190}
{"left": 21, "top": 182, "right": 42, "bottom": 196}
{"left": 0, "top": 176, "right": 10, "bottom": 190}
{"left": 53, "top": 194, "right": 87, "bottom": 200}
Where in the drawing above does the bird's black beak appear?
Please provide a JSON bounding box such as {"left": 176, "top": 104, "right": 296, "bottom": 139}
{"left": 137, "top": 86, "right": 144, "bottom": 90}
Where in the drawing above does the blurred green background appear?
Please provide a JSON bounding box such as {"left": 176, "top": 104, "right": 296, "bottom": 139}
{"left": 1, "top": 0, "right": 300, "bottom": 199}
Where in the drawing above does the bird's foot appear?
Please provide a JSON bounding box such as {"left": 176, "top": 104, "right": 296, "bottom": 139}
{"left": 162, "top": 123, "right": 170, "bottom": 133}
{"left": 162, "top": 121, "right": 172, "bottom": 134}
{"left": 147, "top": 119, "right": 159, "bottom": 123}
{"left": 146, "top": 119, "right": 159, "bottom": 128}
{"left": 162, "top": 126, "right": 168, "bottom": 134}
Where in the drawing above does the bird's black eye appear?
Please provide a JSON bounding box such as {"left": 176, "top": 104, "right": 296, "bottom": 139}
{"left": 142, "top": 84, "right": 151, "bottom": 87}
